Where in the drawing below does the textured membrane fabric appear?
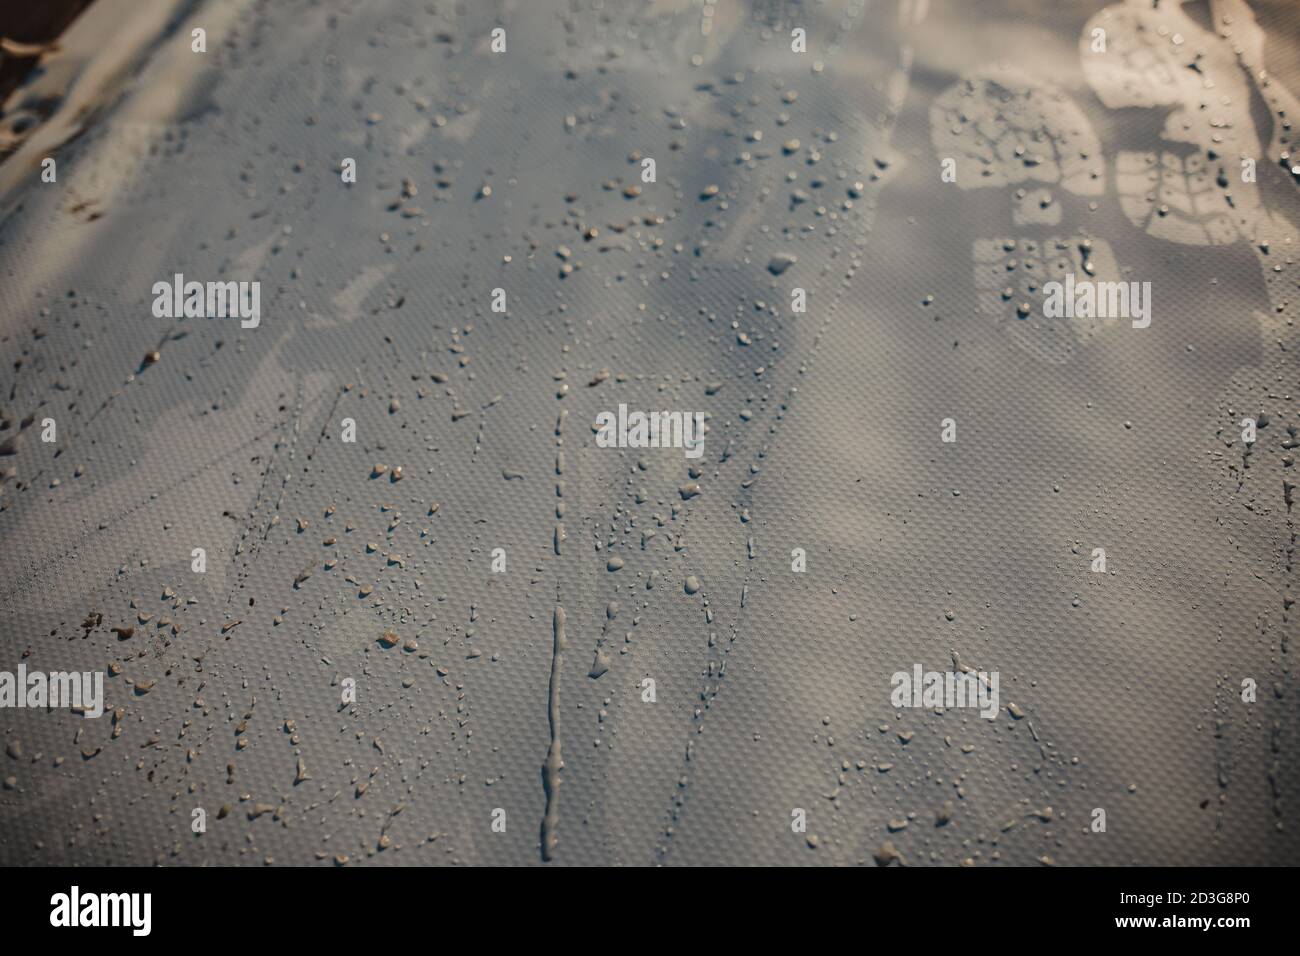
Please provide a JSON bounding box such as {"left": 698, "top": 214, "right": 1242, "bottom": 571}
{"left": 0, "top": 0, "right": 1296, "bottom": 867}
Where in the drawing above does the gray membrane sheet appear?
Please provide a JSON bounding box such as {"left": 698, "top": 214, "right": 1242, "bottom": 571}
{"left": 0, "top": 0, "right": 1298, "bottom": 866}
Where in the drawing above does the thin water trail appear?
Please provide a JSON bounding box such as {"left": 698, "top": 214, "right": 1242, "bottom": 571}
{"left": 541, "top": 603, "right": 566, "bottom": 862}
